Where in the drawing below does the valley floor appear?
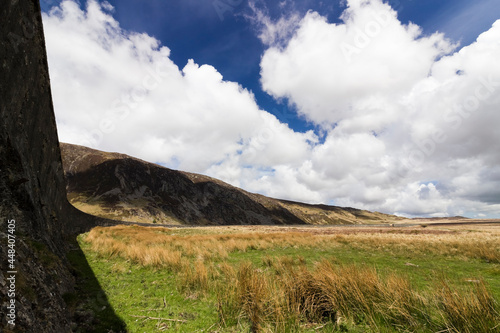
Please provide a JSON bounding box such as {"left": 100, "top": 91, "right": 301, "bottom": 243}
{"left": 69, "top": 223, "right": 500, "bottom": 332}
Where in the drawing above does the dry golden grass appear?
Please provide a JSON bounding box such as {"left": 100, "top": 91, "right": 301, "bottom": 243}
{"left": 83, "top": 224, "right": 500, "bottom": 332}
{"left": 85, "top": 225, "right": 323, "bottom": 267}
{"left": 438, "top": 278, "right": 499, "bottom": 332}
{"left": 213, "top": 259, "right": 498, "bottom": 332}
{"left": 333, "top": 231, "right": 500, "bottom": 263}
{"left": 84, "top": 224, "right": 500, "bottom": 267}
{"left": 180, "top": 260, "right": 209, "bottom": 292}
{"left": 237, "top": 261, "right": 269, "bottom": 332}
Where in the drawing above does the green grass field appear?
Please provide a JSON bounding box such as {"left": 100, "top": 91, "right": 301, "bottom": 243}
{"left": 68, "top": 224, "right": 500, "bottom": 332}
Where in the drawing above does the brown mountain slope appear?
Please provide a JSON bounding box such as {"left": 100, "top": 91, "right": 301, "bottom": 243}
{"left": 61, "top": 143, "right": 406, "bottom": 225}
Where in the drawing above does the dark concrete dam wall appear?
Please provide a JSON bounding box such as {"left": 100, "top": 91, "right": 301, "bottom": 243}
{"left": 1, "top": 1, "right": 119, "bottom": 331}
{"left": 1, "top": 0, "right": 70, "bottom": 252}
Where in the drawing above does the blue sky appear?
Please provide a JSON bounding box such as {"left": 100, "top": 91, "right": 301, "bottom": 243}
{"left": 40, "top": 0, "right": 498, "bottom": 133}
{"left": 41, "top": 0, "right": 500, "bottom": 218}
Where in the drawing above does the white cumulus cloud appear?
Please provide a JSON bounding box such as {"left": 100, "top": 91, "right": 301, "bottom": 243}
{"left": 260, "top": 0, "right": 456, "bottom": 127}
{"left": 43, "top": 0, "right": 315, "bottom": 177}
{"left": 257, "top": 0, "right": 500, "bottom": 217}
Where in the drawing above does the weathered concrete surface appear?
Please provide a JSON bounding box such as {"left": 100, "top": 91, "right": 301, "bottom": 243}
{"left": 0, "top": 1, "right": 119, "bottom": 332}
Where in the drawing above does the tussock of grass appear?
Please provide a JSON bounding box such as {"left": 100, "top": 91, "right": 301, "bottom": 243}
{"left": 213, "top": 260, "right": 499, "bottom": 332}
{"left": 438, "top": 278, "right": 500, "bottom": 333}
{"left": 173, "top": 260, "right": 221, "bottom": 295}
{"left": 237, "top": 261, "right": 269, "bottom": 332}
{"left": 216, "top": 260, "right": 431, "bottom": 331}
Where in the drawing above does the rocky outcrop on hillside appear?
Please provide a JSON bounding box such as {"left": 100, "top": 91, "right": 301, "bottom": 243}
{"left": 61, "top": 143, "right": 406, "bottom": 226}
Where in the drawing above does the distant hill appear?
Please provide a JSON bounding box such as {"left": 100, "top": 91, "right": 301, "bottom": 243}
{"left": 60, "top": 143, "right": 406, "bottom": 226}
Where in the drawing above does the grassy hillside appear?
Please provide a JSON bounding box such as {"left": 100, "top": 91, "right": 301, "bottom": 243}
{"left": 61, "top": 143, "right": 406, "bottom": 226}
{"left": 72, "top": 224, "right": 500, "bottom": 332}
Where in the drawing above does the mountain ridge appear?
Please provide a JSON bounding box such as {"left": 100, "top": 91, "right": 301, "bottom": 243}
{"left": 61, "top": 143, "right": 406, "bottom": 226}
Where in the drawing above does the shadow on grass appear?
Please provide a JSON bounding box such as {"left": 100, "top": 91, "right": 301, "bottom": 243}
{"left": 65, "top": 236, "right": 126, "bottom": 333}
